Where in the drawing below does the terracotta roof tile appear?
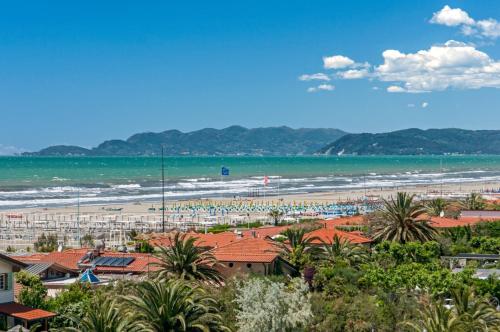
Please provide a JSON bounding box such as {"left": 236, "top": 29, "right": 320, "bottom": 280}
{"left": 0, "top": 302, "right": 56, "bottom": 321}
{"left": 306, "top": 227, "right": 372, "bottom": 245}
{"left": 429, "top": 216, "right": 497, "bottom": 228}
{"left": 212, "top": 237, "right": 282, "bottom": 263}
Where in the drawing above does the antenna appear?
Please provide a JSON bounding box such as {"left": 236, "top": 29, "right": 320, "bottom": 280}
{"left": 161, "top": 145, "right": 165, "bottom": 233}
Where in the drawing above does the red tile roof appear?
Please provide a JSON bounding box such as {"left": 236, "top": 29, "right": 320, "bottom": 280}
{"left": 149, "top": 232, "right": 239, "bottom": 248}
{"left": 429, "top": 216, "right": 497, "bottom": 228}
{"left": 305, "top": 227, "right": 372, "bottom": 245}
{"left": 318, "top": 216, "right": 367, "bottom": 228}
{"left": 212, "top": 237, "right": 283, "bottom": 263}
{"left": 240, "top": 225, "right": 292, "bottom": 238}
{"left": 14, "top": 250, "right": 160, "bottom": 274}
{"left": 0, "top": 302, "right": 56, "bottom": 321}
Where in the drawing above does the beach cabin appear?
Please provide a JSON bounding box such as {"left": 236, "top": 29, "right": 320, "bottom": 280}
{"left": 0, "top": 254, "right": 55, "bottom": 331}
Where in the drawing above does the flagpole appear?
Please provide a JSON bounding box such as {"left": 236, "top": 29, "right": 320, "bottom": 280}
{"left": 161, "top": 146, "right": 165, "bottom": 233}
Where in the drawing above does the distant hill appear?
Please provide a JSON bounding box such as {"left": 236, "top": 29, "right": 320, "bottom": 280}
{"left": 28, "top": 126, "right": 347, "bottom": 156}
{"left": 318, "top": 128, "right": 500, "bottom": 155}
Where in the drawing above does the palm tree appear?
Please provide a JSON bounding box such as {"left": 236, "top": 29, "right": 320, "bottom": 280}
{"left": 281, "top": 227, "right": 320, "bottom": 269}
{"left": 123, "top": 279, "right": 229, "bottom": 332}
{"left": 426, "top": 198, "right": 448, "bottom": 217}
{"left": 404, "top": 299, "right": 460, "bottom": 332}
{"left": 60, "top": 295, "right": 137, "bottom": 332}
{"left": 460, "top": 193, "right": 485, "bottom": 211}
{"left": 321, "top": 234, "right": 368, "bottom": 267}
{"left": 451, "top": 286, "right": 500, "bottom": 331}
{"left": 152, "top": 232, "right": 223, "bottom": 284}
{"left": 268, "top": 209, "right": 284, "bottom": 226}
{"left": 371, "top": 192, "right": 437, "bottom": 244}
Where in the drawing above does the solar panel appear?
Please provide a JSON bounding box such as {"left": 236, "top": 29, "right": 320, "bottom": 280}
{"left": 92, "top": 256, "right": 135, "bottom": 267}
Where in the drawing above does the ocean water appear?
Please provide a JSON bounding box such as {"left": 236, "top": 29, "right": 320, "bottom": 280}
{"left": 1, "top": 155, "right": 500, "bottom": 209}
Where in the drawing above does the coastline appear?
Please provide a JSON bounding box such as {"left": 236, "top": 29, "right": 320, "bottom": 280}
{"left": 4, "top": 179, "right": 500, "bottom": 216}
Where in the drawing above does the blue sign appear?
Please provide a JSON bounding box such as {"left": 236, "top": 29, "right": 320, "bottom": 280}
{"left": 221, "top": 166, "right": 230, "bottom": 176}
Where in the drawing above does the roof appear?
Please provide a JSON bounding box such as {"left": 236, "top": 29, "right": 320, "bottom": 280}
{"left": 149, "top": 232, "right": 239, "bottom": 248}
{"left": 0, "top": 253, "right": 27, "bottom": 268}
{"left": 443, "top": 253, "right": 500, "bottom": 260}
{"left": 80, "top": 269, "right": 101, "bottom": 283}
{"left": 452, "top": 268, "right": 500, "bottom": 280}
{"left": 0, "top": 302, "right": 56, "bottom": 321}
{"left": 23, "top": 262, "right": 75, "bottom": 276}
{"left": 318, "top": 216, "right": 367, "bottom": 228}
{"left": 212, "top": 237, "right": 283, "bottom": 263}
{"left": 14, "top": 250, "right": 160, "bottom": 274}
{"left": 305, "top": 227, "right": 372, "bottom": 245}
{"left": 461, "top": 210, "right": 500, "bottom": 218}
{"left": 429, "top": 216, "right": 498, "bottom": 228}
{"left": 241, "top": 225, "right": 292, "bottom": 238}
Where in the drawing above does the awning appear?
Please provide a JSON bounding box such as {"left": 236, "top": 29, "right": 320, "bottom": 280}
{"left": 0, "top": 302, "right": 56, "bottom": 321}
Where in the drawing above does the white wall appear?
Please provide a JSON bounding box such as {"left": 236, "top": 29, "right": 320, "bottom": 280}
{"left": 0, "top": 259, "right": 14, "bottom": 303}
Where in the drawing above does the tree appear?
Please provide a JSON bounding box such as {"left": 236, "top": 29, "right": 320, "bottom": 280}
{"left": 123, "top": 279, "right": 229, "bottom": 332}
{"left": 371, "top": 192, "right": 437, "bottom": 244}
{"left": 268, "top": 209, "right": 284, "bottom": 226}
{"left": 234, "top": 278, "right": 312, "bottom": 332}
{"left": 321, "top": 235, "right": 368, "bottom": 267}
{"left": 60, "top": 295, "right": 137, "bottom": 332}
{"left": 426, "top": 198, "right": 448, "bottom": 217}
{"left": 405, "top": 298, "right": 460, "bottom": 332}
{"left": 451, "top": 286, "right": 500, "bottom": 331}
{"left": 80, "top": 234, "right": 94, "bottom": 247}
{"left": 152, "top": 232, "right": 223, "bottom": 284}
{"left": 16, "top": 271, "right": 47, "bottom": 309}
{"left": 281, "top": 227, "right": 319, "bottom": 269}
{"left": 460, "top": 193, "right": 485, "bottom": 211}
{"left": 34, "top": 233, "right": 58, "bottom": 252}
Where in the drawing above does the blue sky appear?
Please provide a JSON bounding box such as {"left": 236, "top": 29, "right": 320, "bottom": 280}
{"left": 0, "top": 1, "right": 499, "bottom": 152}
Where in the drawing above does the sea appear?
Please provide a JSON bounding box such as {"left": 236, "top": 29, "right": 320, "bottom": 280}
{"left": 1, "top": 155, "right": 500, "bottom": 209}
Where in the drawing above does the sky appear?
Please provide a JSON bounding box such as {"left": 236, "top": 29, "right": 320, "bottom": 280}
{"left": 0, "top": 0, "right": 500, "bottom": 152}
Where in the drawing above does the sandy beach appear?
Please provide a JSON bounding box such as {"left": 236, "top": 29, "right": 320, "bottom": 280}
{"left": 4, "top": 179, "right": 500, "bottom": 216}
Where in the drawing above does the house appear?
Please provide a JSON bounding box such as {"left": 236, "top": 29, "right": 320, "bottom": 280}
{"left": 0, "top": 253, "right": 55, "bottom": 331}
{"left": 211, "top": 237, "right": 297, "bottom": 277}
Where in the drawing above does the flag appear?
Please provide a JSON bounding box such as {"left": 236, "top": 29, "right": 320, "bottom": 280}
{"left": 221, "top": 166, "right": 230, "bottom": 176}
{"left": 264, "top": 175, "right": 269, "bottom": 186}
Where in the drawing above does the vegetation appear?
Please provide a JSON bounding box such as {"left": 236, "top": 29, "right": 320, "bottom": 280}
{"left": 425, "top": 198, "right": 448, "bottom": 217}
{"left": 152, "top": 232, "right": 224, "bottom": 284}
{"left": 268, "top": 209, "right": 284, "bottom": 226}
{"left": 461, "top": 193, "right": 486, "bottom": 211}
{"left": 13, "top": 192, "right": 500, "bottom": 332}
{"left": 371, "top": 192, "right": 437, "bottom": 243}
{"left": 34, "top": 232, "right": 58, "bottom": 252}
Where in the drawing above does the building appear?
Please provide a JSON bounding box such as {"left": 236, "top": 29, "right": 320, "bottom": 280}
{"left": 0, "top": 253, "right": 55, "bottom": 330}
{"left": 211, "top": 237, "right": 297, "bottom": 277}
{"left": 305, "top": 227, "right": 372, "bottom": 245}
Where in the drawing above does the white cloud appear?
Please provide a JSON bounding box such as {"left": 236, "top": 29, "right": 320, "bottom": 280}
{"left": 323, "top": 55, "right": 355, "bottom": 69}
{"left": 307, "top": 84, "right": 335, "bottom": 92}
{"left": 374, "top": 40, "right": 500, "bottom": 92}
{"left": 422, "top": 102, "right": 429, "bottom": 108}
{"left": 431, "top": 5, "right": 500, "bottom": 39}
{"left": 338, "top": 68, "right": 370, "bottom": 79}
{"left": 387, "top": 86, "right": 406, "bottom": 93}
{"left": 430, "top": 5, "right": 474, "bottom": 26}
{"left": 298, "top": 73, "right": 330, "bottom": 81}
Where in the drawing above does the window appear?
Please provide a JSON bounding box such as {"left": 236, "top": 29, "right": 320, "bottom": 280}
{"left": 246, "top": 263, "right": 252, "bottom": 268}
{"left": 0, "top": 273, "right": 7, "bottom": 291}
{"left": 228, "top": 263, "right": 234, "bottom": 268}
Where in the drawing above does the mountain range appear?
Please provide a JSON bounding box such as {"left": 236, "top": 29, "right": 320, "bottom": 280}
{"left": 24, "top": 127, "right": 500, "bottom": 156}
{"left": 26, "top": 126, "right": 346, "bottom": 156}
{"left": 319, "top": 128, "right": 500, "bottom": 155}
